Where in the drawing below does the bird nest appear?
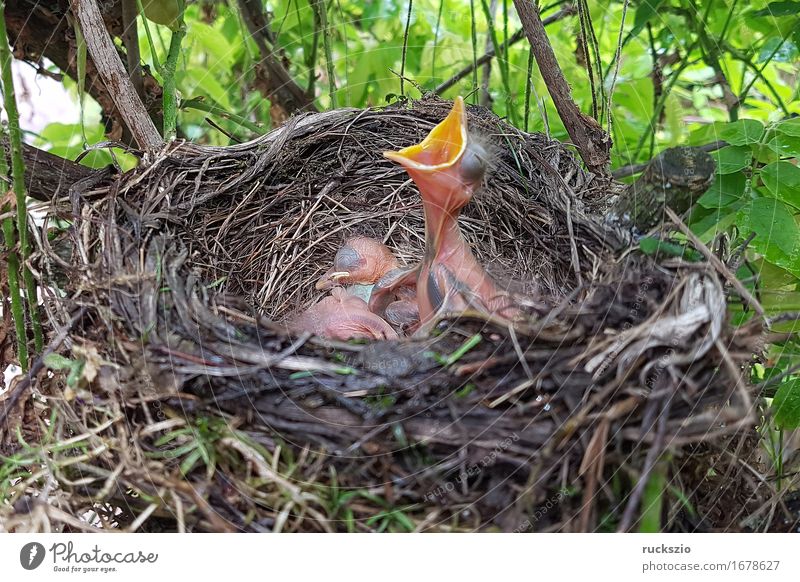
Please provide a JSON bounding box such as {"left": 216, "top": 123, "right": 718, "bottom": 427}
{"left": 1, "top": 97, "right": 771, "bottom": 532}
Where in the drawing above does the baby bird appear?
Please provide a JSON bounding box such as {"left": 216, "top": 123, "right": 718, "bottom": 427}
{"left": 316, "top": 236, "right": 419, "bottom": 330}
{"left": 370, "top": 97, "right": 513, "bottom": 330}
{"left": 316, "top": 236, "right": 401, "bottom": 301}
{"left": 291, "top": 287, "right": 398, "bottom": 340}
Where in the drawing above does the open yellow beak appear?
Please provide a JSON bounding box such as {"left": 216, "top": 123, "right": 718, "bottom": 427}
{"left": 383, "top": 97, "right": 468, "bottom": 171}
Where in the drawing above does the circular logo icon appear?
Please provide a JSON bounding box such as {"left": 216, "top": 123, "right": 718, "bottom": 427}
{"left": 20, "top": 542, "right": 46, "bottom": 570}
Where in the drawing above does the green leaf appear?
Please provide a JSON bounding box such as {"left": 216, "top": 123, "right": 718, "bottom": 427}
{"left": 775, "top": 118, "right": 800, "bottom": 138}
{"left": 711, "top": 145, "right": 752, "bottom": 174}
{"left": 773, "top": 379, "right": 800, "bottom": 429}
{"left": 187, "top": 21, "right": 235, "bottom": 71}
{"left": 764, "top": 133, "right": 800, "bottom": 158}
{"left": 752, "top": 1, "right": 800, "bottom": 17}
{"left": 737, "top": 197, "right": 799, "bottom": 255}
{"left": 639, "top": 237, "right": 701, "bottom": 261}
{"left": 698, "top": 171, "right": 747, "bottom": 208}
{"left": 716, "top": 119, "right": 765, "bottom": 146}
{"left": 44, "top": 354, "right": 75, "bottom": 370}
{"left": 631, "top": 0, "right": 666, "bottom": 38}
{"left": 760, "top": 161, "right": 800, "bottom": 209}
{"left": 758, "top": 36, "right": 799, "bottom": 63}
{"left": 183, "top": 67, "right": 232, "bottom": 109}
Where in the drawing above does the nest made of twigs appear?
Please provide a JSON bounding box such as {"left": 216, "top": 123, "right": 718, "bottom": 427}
{"left": 111, "top": 97, "right": 618, "bottom": 320}
{"left": 1, "top": 97, "right": 777, "bottom": 533}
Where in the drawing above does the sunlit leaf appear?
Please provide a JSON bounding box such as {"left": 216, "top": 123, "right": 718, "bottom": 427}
{"left": 775, "top": 118, "right": 800, "bottom": 138}
{"left": 711, "top": 146, "right": 752, "bottom": 174}
{"left": 716, "top": 119, "right": 765, "bottom": 145}
{"left": 758, "top": 36, "right": 799, "bottom": 63}
{"left": 631, "top": 0, "right": 667, "bottom": 38}
{"left": 737, "top": 196, "right": 798, "bottom": 255}
{"left": 764, "top": 133, "right": 800, "bottom": 158}
{"left": 773, "top": 379, "right": 800, "bottom": 430}
{"left": 698, "top": 171, "right": 747, "bottom": 208}
{"left": 752, "top": 1, "right": 800, "bottom": 17}
{"left": 760, "top": 161, "right": 800, "bottom": 208}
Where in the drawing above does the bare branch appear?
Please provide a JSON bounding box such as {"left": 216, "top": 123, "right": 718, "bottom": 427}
{"left": 71, "top": 0, "right": 164, "bottom": 150}
{"left": 512, "top": 0, "right": 609, "bottom": 172}
{"left": 434, "top": 5, "right": 575, "bottom": 96}
{"left": 237, "top": 0, "right": 318, "bottom": 115}
{"left": 120, "top": 0, "right": 144, "bottom": 100}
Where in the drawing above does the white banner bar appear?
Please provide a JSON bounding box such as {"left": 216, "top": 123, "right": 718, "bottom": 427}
{"left": 1, "top": 533, "right": 796, "bottom": 581}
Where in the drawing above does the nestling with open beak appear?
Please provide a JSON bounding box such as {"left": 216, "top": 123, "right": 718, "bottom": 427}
{"left": 369, "top": 97, "right": 513, "bottom": 330}
{"left": 290, "top": 287, "right": 398, "bottom": 341}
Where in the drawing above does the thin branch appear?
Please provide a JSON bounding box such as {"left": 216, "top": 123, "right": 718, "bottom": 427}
{"left": 512, "top": 0, "right": 609, "bottom": 171}
{"left": 71, "top": 0, "right": 164, "bottom": 150}
{"left": 0, "top": 169, "right": 28, "bottom": 370}
{"left": 400, "top": 0, "right": 413, "bottom": 97}
{"left": 431, "top": 0, "right": 445, "bottom": 82}
{"left": 121, "top": 0, "right": 145, "bottom": 100}
{"left": 238, "top": 0, "right": 319, "bottom": 113}
{"left": 606, "top": 0, "right": 629, "bottom": 132}
{"left": 433, "top": 5, "right": 574, "bottom": 96}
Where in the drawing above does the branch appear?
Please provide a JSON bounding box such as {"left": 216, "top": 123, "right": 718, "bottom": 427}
{"left": 434, "top": 5, "right": 575, "bottom": 96}
{"left": 161, "top": 2, "right": 186, "bottom": 140}
{"left": 0, "top": 0, "right": 42, "bottom": 355}
{"left": 1, "top": 139, "right": 109, "bottom": 203}
{"left": 237, "top": 0, "right": 318, "bottom": 114}
{"left": 5, "top": 0, "right": 163, "bottom": 144}
{"left": 71, "top": 0, "right": 164, "bottom": 150}
{"left": 511, "top": 0, "right": 609, "bottom": 172}
{"left": 120, "top": 0, "right": 145, "bottom": 100}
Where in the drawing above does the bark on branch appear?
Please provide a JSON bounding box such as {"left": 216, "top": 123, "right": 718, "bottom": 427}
{"left": 512, "top": 0, "right": 610, "bottom": 173}
{"left": 71, "top": 0, "right": 164, "bottom": 151}
{"left": 236, "top": 0, "right": 318, "bottom": 116}
{"left": 2, "top": 138, "right": 111, "bottom": 202}
{"left": 4, "top": 0, "right": 163, "bottom": 144}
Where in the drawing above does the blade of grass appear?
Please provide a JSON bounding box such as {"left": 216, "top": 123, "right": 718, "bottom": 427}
{"left": 0, "top": 1, "right": 41, "bottom": 355}
{"left": 162, "top": 1, "right": 186, "bottom": 140}
{"left": 431, "top": 0, "right": 445, "bottom": 82}
{"left": 400, "top": 0, "right": 413, "bottom": 97}
{"left": 312, "top": 0, "right": 337, "bottom": 108}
